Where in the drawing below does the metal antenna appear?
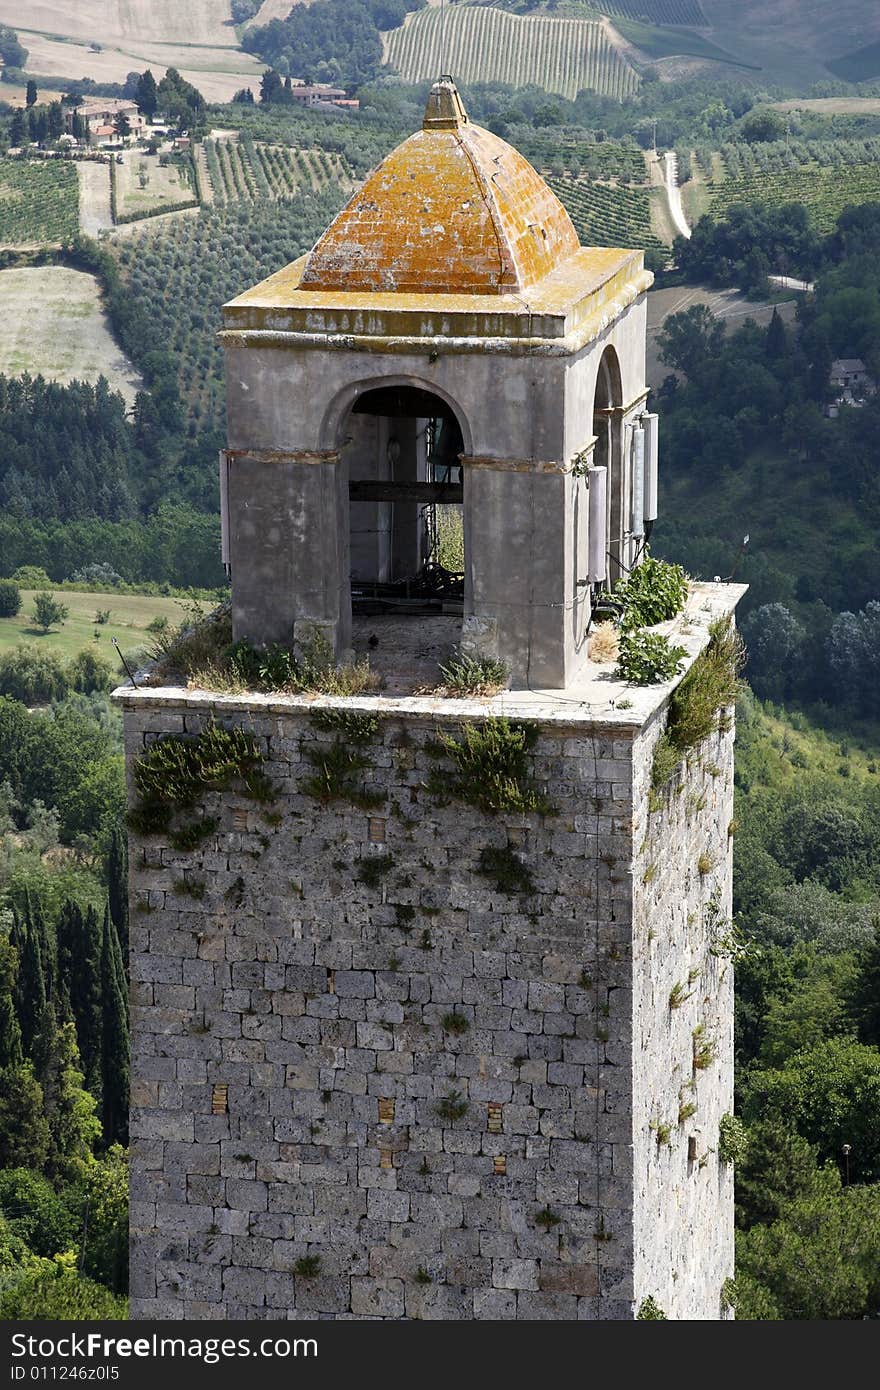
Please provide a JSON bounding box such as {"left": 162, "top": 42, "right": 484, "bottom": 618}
{"left": 440, "top": 0, "right": 447, "bottom": 77}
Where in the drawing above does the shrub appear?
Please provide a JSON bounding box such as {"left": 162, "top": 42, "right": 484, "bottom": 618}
{"left": 436, "top": 653, "right": 508, "bottom": 696}
{"left": 0, "top": 580, "right": 21, "bottom": 617}
{"left": 651, "top": 619, "right": 743, "bottom": 788}
{"left": 636, "top": 1295, "right": 667, "bottom": 1319}
{"left": 718, "top": 1113, "right": 748, "bottom": 1166}
{"left": 0, "top": 643, "right": 69, "bottom": 705}
{"left": 0, "top": 1267, "right": 127, "bottom": 1319}
{"left": 616, "top": 630, "right": 687, "bottom": 685}
{"left": 615, "top": 551, "right": 688, "bottom": 630}
{"left": 68, "top": 649, "right": 113, "bottom": 695}
{"left": 11, "top": 566, "right": 51, "bottom": 589}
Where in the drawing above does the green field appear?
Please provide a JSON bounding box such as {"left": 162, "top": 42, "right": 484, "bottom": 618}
{"left": 0, "top": 590, "right": 186, "bottom": 667}
{"left": 0, "top": 159, "right": 79, "bottom": 246}
{"left": 383, "top": 6, "right": 639, "bottom": 100}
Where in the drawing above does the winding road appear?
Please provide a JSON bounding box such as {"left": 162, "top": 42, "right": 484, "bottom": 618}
{"left": 663, "top": 151, "right": 691, "bottom": 241}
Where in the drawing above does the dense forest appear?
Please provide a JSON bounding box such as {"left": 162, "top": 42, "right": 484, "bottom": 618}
{"left": 243, "top": 0, "right": 427, "bottom": 88}
{"left": 653, "top": 202, "right": 880, "bottom": 718}
{"left": 0, "top": 690, "right": 129, "bottom": 1316}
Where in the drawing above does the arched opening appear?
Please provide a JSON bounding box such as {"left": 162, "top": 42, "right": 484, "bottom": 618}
{"left": 592, "top": 346, "right": 623, "bottom": 585}
{"left": 341, "top": 384, "right": 465, "bottom": 614}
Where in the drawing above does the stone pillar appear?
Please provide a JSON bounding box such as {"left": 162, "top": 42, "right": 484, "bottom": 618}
{"left": 226, "top": 448, "right": 351, "bottom": 659}
{"left": 461, "top": 458, "right": 589, "bottom": 689}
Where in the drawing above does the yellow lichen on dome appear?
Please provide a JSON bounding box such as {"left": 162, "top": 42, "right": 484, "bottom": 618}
{"left": 300, "top": 79, "right": 581, "bottom": 297}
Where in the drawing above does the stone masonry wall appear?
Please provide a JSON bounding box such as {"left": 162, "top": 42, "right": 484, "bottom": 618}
{"left": 124, "top": 691, "right": 732, "bottom": 1320}
{"left": 630, "top": 707, "right": 736, "bottom": 1319}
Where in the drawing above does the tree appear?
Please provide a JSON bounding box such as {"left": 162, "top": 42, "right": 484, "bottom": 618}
{"left": 106, "top": 824, "right": 128, "bottom": 963}
{"left": 739, "top": 108, "right": 787, "bottom": 144}
{"left": 260, "top": 69, "right": 284, "bottom": 105}
{"left": 743, "top": 1037, "right": 880, "bottom": 1182}
{"left": 39, "top": 1019, "right": 101, "bottom": 1182}
{"left": 12, "top": 909, "right": 46, "bottom": 1057}
{"left": 80, "top": 1146, "right": 128, "bottom": 1293}
{"left": 0, "top": 1168, "right": 78, "bottom": 1258}
{"left": 31, "top": 593, "right": 69, "bottom": 634}
{"left": 135, "top": 69, "right": 158, "bottom": 120}
{"left": 0, "top": 1064, "right": 50, "bottom": 1170}
{"left": 114, "top": 111, "right": 131, "bottom": 141}
{"left": 0, "top": 935, "right": 23, "bottom": 1069}
{"left": 56, "top": 902, "right": 103, "bottom": 1097}
{"left": 47, "top": 102, "right": 64, "bottom": 141}
{"left": 657, "top": 304, "right": 724, "bottom": 381}
{"left": 851, "top": 923, "right": 880, "bottom": 1048}
{"left": 68, "top": 649, "right": 113, "bottom": 695}
{"left": 8, "top": 109, "right": 26, "bottom": 149}
{"left": 99, "top": 909, "right": 129, "bottom": 1147}
{"left": 741, "top": 603, "right": 804, "bottom": 702}
{"left": 0, "top": 644, "right": 68, "bottom": 705}
{"left": 0, "top": 25, "right": 27, "bottom": 68}
{"left": 0, "top": 1266, "right": 128, "bottom": 1319}
{"left": 736, "top": 1181, "right": 880, "bottom": 1319}
{"left": 25, "top": 79, "right": 37, "bottom": 108}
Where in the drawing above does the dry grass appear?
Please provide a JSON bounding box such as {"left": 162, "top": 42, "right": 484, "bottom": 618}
{"left": 588, "top": 621, "right": 620, "bottom": 665}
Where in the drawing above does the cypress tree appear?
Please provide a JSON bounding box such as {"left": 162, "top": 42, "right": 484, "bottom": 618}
{"left": 0, "top": 935, "right": 23, "bottom": 1068}
{"left": 40, "top": 1018, "right": 101, "bottom": 1181}
{"left": 0, "top": 1062, "right": 50, "bottom": 1170}
{"left": 57, "top": 901, "right": 103, "bottom": 1096}
{"left": 13, "top": 908, "right": 46, "bottom": 1059}
{"left": 100, "top": 907, "right": 129, "bottom": 1146}
{"left": 106, "top": 823, "right": 129, "bottom": 964}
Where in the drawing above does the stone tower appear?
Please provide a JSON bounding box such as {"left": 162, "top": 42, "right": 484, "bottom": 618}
{"left": 122, "top": 83, "right": 744, "bottom": 1320}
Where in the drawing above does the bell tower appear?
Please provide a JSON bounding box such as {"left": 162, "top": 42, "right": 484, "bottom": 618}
{"left": 123, "top": 83, "right": 744, "bottom": 1322}
{"left": 219, "top": 80, "right": 654, "bottom": 688}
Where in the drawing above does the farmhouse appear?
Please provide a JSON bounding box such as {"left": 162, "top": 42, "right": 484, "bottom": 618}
{"left": 826, "top": 356, "right": 877, "bottom": 415}
{"left": 65, "top": 98, "right": 146, "bottom": 147}
{"left": 289, "top": 83, "right": 353, "bottom": 109}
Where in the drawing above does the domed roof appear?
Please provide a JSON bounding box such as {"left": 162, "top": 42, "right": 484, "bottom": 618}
{"left": 300, "top": 80, "right": 580, "bottom": 296}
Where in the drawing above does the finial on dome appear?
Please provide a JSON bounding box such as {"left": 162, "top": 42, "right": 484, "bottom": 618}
{"left": 423, "top": 77, "right": 468, "bottom": 131}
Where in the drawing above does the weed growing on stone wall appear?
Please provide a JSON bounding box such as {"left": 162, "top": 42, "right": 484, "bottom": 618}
{"left": 173, "top": 876, "right": 206, "bottom": 900}
{"left": 394, "top": 904, "right": 415, "bottom": 933}
{"left": 129, "top": 721, "right": 271, "bottom": 837}
{"left": 718, "top": 1113, "right": 748, "bottom": 1166}
{"left": 477, "top": 845, "right": 535, "bottom": 895}
{"left": 427, "top": 718, "right": 554, "bottom": 816}
{"left": 535, "top": 1207, "right": 561, "bottom": 1232}
{"left": 357, "top": 854, "right": 394, "bottom": 889}
{"left": 616, "top": 630, "right": 687, "bottom": 686}
{"left": 636, "top": 1295, "right": 668, "bottom": 1319}
{"left": 414, "top": 1266, "right": 433, "bottom": 1285}
{"left": 293, "top": 1256, "right": 322, "bottom": 1278}
{"left": 668, "top": 981, "right": 691, "bottom": 1009}
{"left": 419, "top": 929, "right": 434, "bottom": 950}
{"left": 302, "top": 740, "right": 383, "bottom": 810}
{"left": 441, "top": 1011, "right": 470, "bottom": 1036}
{"left": 692, "top": 1024, "right": 718, "bottom": 1071}
{"left": 650, "top": 1118, "right": 673, "bottom": 1147}
{"left": 168, "top": 817, "right": 219, "bottom": 852}
{"left": 697, "top": 852, "right": 713, "bottom": 876}
{"left": 434, "top": 1090, "right": 468, "bottom": 1122}
{"left": 651, "top": 620, "right": 744, "bottom": 790}
{"left": 435, "top": 653, "right": 509, "bottom": 697}
{"left": 678, "top": 1098, "right": 697, "bottom": 1125}
{"left": 311, "top": 709, "right": 379, "bottom": 742}
{"left": 615, "top": 551, "right": 688, "bottom": 631}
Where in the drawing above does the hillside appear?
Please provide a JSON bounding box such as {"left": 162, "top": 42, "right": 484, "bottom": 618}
{"left": 383, "top": 7, "right": 639, "bottom": 100}
{"left": 0, "top": 1, "right": 264, "bottom": 102}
